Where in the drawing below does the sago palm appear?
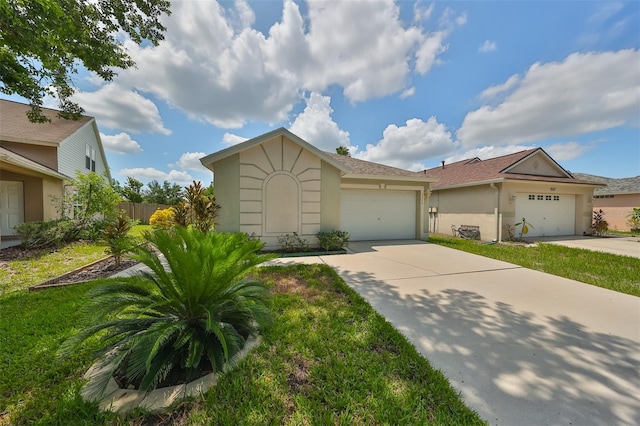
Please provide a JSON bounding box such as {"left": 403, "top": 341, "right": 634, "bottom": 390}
{"left": 59, "top": 228, "right": 274, "bottom": 398}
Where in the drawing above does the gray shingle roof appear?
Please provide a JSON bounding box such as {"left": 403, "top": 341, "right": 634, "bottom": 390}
{"left": 0, "top": 99, "right": 93, "bottom": 145}
{"left": 325, "top": 152, "right": 429, "bottom": 178}
{"left": 573, "top": 173, "right": 640, "bottom": 195}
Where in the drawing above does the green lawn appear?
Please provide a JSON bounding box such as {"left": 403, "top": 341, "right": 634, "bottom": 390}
{"left": 429, "top": 235, "right": 640, "bottom": 297}
{"left": 0, "top": 265, "right": 484, "bottom": 425}
{"left": 0, "top": 241, "right": 108, "bottom": 296}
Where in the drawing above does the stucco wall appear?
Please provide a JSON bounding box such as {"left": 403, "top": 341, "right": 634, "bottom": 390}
{"left": 212, "top": 154, "right": 240, "bottom": 233}
{"left": 0, "top": 141, "right": 57, "bottom": 170}
{"left": 592, "top": 193, "right": 640, "bottom": 231}
{"left": 430, "top": 181, "right": 597, "bottom": 241}
{"left": 429, "top": 185, "right": 499, "bottom": 241}
{"left": 223, "top": 135, "right": 328, "bottom": 249}
{"left": 508, "top": 157, "right": 564, "bottom": 177}
{"left": 0, "top": 170, "right": 63, "bottom": 234}
{"left": 321, "top": 161, "right": 341, "bottom": 231}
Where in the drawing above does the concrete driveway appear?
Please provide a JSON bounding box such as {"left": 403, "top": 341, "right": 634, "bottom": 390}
{"left": 271, "top": 240, "right": 640, "bottom": 425}
{"left": 534, "top": 235, "right": 640, "bottom": 259}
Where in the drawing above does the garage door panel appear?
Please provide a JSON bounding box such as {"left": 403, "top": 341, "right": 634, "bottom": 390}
{"left": 341, "top": 189, "right": 416, "bottom": 240}
{"left": 515, "top": 193, "right": 575, "bottom": 237}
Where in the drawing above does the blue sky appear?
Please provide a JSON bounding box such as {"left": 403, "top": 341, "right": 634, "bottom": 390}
{"left": 4, "top": 0, "right": 640, "bottom": 185}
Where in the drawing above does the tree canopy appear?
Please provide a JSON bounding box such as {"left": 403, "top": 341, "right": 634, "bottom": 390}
{"left": 336, "top": 146, "right": 350, "bottom": 156}
{"left": 0, "top": 0, "right": 170, "bottom": 122}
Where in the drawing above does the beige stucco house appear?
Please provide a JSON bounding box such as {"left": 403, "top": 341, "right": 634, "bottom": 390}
{"left": 423, "top": 149, "right": 604, "bottom": 241}
{"left": 200, "top": 128, "right": 436, "bottom": 248}
{"left": 573, "top": 173, "right": 640, "bottom": 232}
{"left": 0, "top": 99, "right": 111, "bottom": 245}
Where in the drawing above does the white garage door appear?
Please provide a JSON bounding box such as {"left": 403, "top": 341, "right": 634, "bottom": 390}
{"left": 340, "top": 189, "right": 416, "bottom": 240}
{"left": 515, "top": 193, "right": 575, "bottom": 237}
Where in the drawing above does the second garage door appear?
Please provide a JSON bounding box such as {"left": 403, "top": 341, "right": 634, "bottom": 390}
{"left": 340, "top": 189, "right": 416, "bottom": 240}
{"left": 515, "top": 193, "right": 575, "bottom": 237}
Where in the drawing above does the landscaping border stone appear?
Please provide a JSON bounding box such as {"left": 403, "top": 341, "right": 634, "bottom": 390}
{"left": 82, "top": 335, "right": 262, "bottom": 414}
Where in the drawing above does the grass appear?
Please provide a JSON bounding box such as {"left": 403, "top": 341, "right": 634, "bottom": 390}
{"left": 429, "top": 235, "right": 640, "bottom": 297}
{"left": 0, "top": 265, "right": 485, "bottom": 425}
{"left": 0, "top": 225, "right": 152, "bottom": 296}
{"left": 0, "top": 241, "right": 108, "bottom": 295}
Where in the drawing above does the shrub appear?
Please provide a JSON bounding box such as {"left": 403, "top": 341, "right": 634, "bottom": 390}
{"left": 102, "top": 211, "right": 138, "bottom": 267}
{"left": 591, "top": 209, "right": 609, "bottom": 236}
{"left": 149, "top": 207, "right": 174, "bottom": 229}
{"left": 59, "top": 229, "right": 274, "bottom": 397}
{"left": 317, "top": 230, "right": 350, "bottom": 251}
{"left": 14, "top": 219, "right": 80, "bottom": 249}
{"left": 277, "top": 232, "right": 309, "bottom": 252}
{"left": 627, "top": 207, "right": 640, "bottom": 231}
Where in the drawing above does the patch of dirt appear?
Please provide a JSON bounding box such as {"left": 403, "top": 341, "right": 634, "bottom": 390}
{"left": 287, "top": 355, "right": 312, "bottom": 393}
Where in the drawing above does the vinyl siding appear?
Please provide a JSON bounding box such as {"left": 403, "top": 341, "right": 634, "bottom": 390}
{"left": 57, "top": 121, "right": 108, "bottom": 180}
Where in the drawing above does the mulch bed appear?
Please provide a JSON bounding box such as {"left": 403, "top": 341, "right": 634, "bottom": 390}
{"left": 28, "top": 257, "right": 139, "bottom": 291}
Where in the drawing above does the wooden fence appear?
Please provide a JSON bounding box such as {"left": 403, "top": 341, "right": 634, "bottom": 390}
{"left": 118, "top": 202, "right": 171, "bottom": 224}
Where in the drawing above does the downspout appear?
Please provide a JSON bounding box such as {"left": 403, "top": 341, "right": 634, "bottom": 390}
{"left": 490, "top": 183, "right": 500, "bottom": 241}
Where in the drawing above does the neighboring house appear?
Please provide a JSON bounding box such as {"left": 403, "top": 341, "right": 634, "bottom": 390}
{"left": 422, "top": 149, "right": 604, "bottom": 241}
{"left": 200, "top": 128, "right": 436, "bottom": 248}
{"left": 573, "top": 173, "right": 640, "bottom": 232}
{"left": 0, "top": 99, "right": 111, "bottom": 244}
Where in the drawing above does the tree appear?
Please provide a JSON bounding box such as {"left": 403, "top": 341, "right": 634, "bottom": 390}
{"left": 122, "top": 176, "right": 144, "bottom": 203}
{"left": 0, "top": 0, "right": 170, "bottom": 122}
{"left": 143, "top": 180, "right": 183, "bottom": 205}
{"left": 59, "top": 228, "right": 274, "bottom": 396}
{"left": 53, "top": 171, "right": 121, "bottom": 223}
{"left": 336, "top": 146, "right": 351, "bottom": 156}
{"left": 178, "top": 181, "right": 221, "bottom": 232}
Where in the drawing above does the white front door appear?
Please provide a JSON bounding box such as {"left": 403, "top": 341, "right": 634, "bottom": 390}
{"left": 515, "top": 193, "right": 575, "bottom": 237}
{"left": 0, "top": 181, "right": 24, "bottom": 236}
{"left": 340, "top": 189, "right": 416, "bottom": 240}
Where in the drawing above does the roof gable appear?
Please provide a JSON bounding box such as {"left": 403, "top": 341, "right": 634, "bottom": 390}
{"left": 423, "top": 148, "right": 600, "bottom": 189}
{"left": 201, "top": 128, "right": 435, "bottom": 182}
{"left": 200, "top": 128, "right": 349, "bottom": 174}
{"left": 502, "top": 149, "right": 572, "bottom": 178}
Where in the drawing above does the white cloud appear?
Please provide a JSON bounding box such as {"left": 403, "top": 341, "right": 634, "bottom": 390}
{"left": 222, "top": 132, "right": 249, "bottom": 146}
{"left": 588, "top": 2, "right": 624, "bottom": 23}
{"left": 99, "top": 0, "right": 459, "bottom": 128}
{"left": 544, "top": 141, "right": 593, "bottom": 161}
{"left": 100, "top": 132, "right": 142, "bottom": 155}
{"left": 356, "top": 117, "right": 456, "bottom": 170}
{"left": 457, "top": 49, "right": 640, "bottom": 147}
{"left": 119, "top": 167, "right": 195, "bottom": 186}
{"left": 479, "top": 74, "right": 520, "bottom": 100}
{"left": 73, "top": 84, "right": 171, "bottom": 135}
{"left": 176, "top": 152, "right": 209, "bottom": 172}
{"left": 400, "top": 86, "right": 416, "bottom": 99}
{"left": 479, "top": 40, "right": 497, "bottom": 53}
{"left": 289, "top": 93, "right": 351, "bottom": 152}
{"left": 414, "top": 1, "right": 434, "bottom": 22}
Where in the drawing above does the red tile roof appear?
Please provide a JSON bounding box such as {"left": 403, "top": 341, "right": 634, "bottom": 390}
{"left": 421, "top": 148, "right": 601, "bottom": 189}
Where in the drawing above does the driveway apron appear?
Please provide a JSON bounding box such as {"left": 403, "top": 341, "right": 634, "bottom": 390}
{"left": 289, "top": 240, "right": 640, "bottom": 425}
